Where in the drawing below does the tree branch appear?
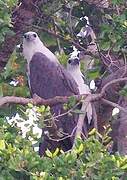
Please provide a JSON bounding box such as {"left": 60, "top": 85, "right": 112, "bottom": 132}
{"left": 0, "top": 95, "right": 85, "bottom": 107}
{"left": 0, "top": 93, "right": 104, "bottom": 108}
{"left": 102, "top": 98, "right": 126, "bottom": 113}
{"left": 74, "top": 95, "right": 90, "bottom": 141}
{"left": 0, "top": 77, "right": 127, "bottom": 108}
{"left": 101, "top": 77, "right": 127, "bottom": 96}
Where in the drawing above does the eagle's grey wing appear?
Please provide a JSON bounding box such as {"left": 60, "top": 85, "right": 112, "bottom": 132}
{"left": 29, "top": 52, "right": 79, "bottom": 155}
{"left": 29, "top": 53, "right": 79, "bottom": 98}
{"left": 58, "top": 65, "right": 79, "bottom": 95}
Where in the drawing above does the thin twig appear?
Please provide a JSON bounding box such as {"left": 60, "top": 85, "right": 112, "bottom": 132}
{"left": 121, "top": 53, "right": 127, "bottom": 78}
{"left": 92, "top": 104, "right": 98, "bottom": 130}
{"left": 69, "top": 4, "right": 74, "bottom": 37}
{"left": 44, "top": 101, "right": 81, "bottom": 122}
{"left": 48, "top": 125, "right": 77, "bottom": 142}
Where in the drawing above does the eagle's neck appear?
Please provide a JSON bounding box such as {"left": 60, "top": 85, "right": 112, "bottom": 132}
{"left": 69, "top": 68, "right": 84, "bottom": 85}
{"left": 68, "top": 67, "right": 90, "bottom": 94}
{"left": 23, "top": 40, "right": 43, "bottom": 64}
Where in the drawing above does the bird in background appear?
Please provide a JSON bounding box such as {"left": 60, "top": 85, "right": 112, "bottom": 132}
{"left": 75, "top": 16, "right": 98, "bottom": 91}
{"left": 67, "top": 56, "right": 93, "bottom": 124}
{"left": 76, "top": 16, "right": 97, "bottom": 48}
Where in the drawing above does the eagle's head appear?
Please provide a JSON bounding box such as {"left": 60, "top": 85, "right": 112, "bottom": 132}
{"left": 22, "top": 31, "right": 43, "bottom": 64}
{"left": 67, "top": 57, "right": 80, "bottom": 71}
{"left": 23, "top": 32, "right": 39, "bottom": 43}
{"left": 22, "top": 31, "right": 59, "bottom": 64}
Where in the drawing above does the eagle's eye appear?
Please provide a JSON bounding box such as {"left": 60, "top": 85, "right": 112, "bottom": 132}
{"left": 68, "top": 59, "right": 72, "bottom": 64}
{"left": 23, "top": 34, "right": 27, "bottom": 39}
{"left": 33, "top": 34, "right": 37, "bottom": 38}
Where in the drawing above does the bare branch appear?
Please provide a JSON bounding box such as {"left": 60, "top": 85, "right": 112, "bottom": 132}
{"left": 74, "top": 96, "right": 90, "bottom": 140}
{"left": 0, "top": 77, "right": 127, "bottom": 108}
{"left": 102, "top": 98, "right": 126, "bottom": 113}
{"left": 0, "top": 95, "right": 85, "bottom": 107}
{"left": 0, "top": 93, "right": 104, "bottom": 108}
{"left": 100, "top": 77, "right": 127, "bottom": 96}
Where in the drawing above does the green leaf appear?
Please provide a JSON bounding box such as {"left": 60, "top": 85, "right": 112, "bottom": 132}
{"left": 105, "top": 14, "right": 113, "bottom": 20}
{"left": 111, "top": 0, "right": 124, "bottom": 5}
{"left": 0, "top": 140, "right": 5, "bottom": 150}
{"left": 45, "top": 149, "right": 53, "bottom": 158}
{"left": 119, "top": 86, "right": 127, "bottom": 97}
{"left": 68, "top": 96, "right": 77, "bottom": 108}
{"left": 100, "top": 41, "right": 111, "bottom": 51}
{"left": 27, "top": 103, "right": 33, "bottom": 108}
{"left": 2, "top": 50, "right": 17, "bottom": 79}
{"left": 0, "top": 85, "right": 3, "bottom": 97}
{"left": 87, "top": 70, "right": 100, "bottom": 79}
{"left": 108, "top": 33, "right": 117, "bottom": 43}
{"left": 113, "top": 45, "right": 121, "bottom": 52}
{"left": 53, "top": 148, "right": 59, "bottom": 157}
{"left": 120, "top": 163, "right": 127, "bottom": 170}
{"left": 76, "top": 143, "right": 84, "bottom": 154}
{"left": 37, "top": 105, "right": 46, "bottom": 113}
{"left": 88, "top": 128, "right": 97, "bottom": 136}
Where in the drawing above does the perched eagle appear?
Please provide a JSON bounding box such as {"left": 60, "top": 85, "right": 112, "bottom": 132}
{"left": 67, "top": 57, "right": 93, "bottom": 124}
{"left": 22, "top": 32, "right": 79, "bottom": 156}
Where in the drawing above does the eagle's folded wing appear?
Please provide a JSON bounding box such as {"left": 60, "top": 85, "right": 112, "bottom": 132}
{"left": 29, "top": 52, "right": 79, "bottom": 155}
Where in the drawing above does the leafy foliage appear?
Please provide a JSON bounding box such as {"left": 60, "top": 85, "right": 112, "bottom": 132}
{"left": 0, "top": 49, "right": 29, "bottom": 95}
{"left": 0, "top": 117, "right": 127, "bottom": 179}
{"left": 0, "top": 0, "right": 17, "bottom": 44}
